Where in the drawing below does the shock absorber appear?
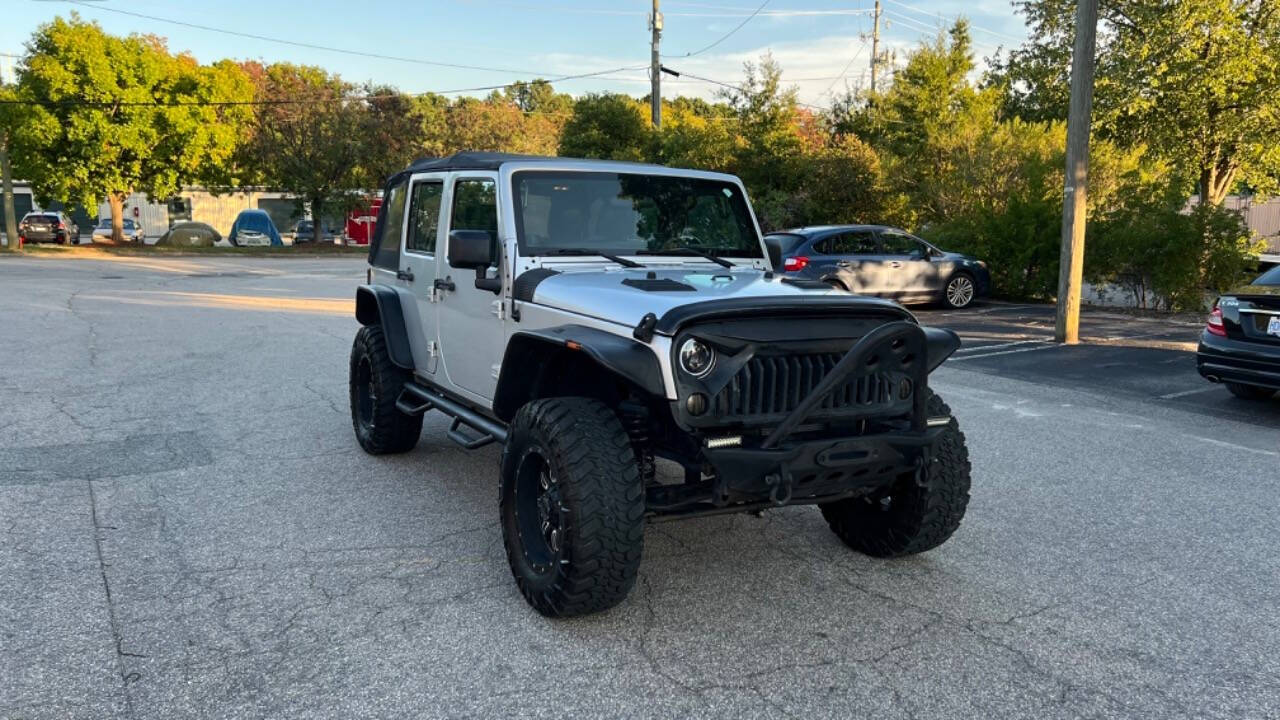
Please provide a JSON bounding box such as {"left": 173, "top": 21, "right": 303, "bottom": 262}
{"left": 619, "top": 401, "right": 655, "bottom": 485}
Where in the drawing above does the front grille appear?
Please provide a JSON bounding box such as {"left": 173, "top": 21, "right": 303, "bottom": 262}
{"left": 711, "top": 353, "right": 899, "bottom": 421}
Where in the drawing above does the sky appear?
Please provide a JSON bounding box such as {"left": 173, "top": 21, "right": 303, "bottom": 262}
{"left": 0, "top": 0, "right": 1030, "bottom": 106}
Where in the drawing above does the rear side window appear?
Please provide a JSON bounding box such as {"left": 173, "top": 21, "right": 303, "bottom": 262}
{"left": 406, "top": 181, "right": 444, "bottom": 254}
{"left": 372, "top": 179, "right": 408, "bottom": 269}
{"left": 819, "top": 231, "right": 877, "bottom": 255}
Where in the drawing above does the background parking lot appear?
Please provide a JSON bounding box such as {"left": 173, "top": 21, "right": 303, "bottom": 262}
{"left": 2, "top": 255, "right": 1277, "bottom": 719}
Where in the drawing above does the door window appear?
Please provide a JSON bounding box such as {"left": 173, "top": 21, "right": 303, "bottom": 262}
{"left": 371, "top": 178, "right": 408, "bottom": 269}
{"left": 451, "top": 179, "right": 498, "bottom": 235}
{"left": 406, "top": 181, "right": 444, "bottom": 254}
{"left": 880, "top": 230, "right": 924, "bottom": 256}
{"left": 819, "top": 231, "right": 878, "bottom": 255}
{"left": 450, "top": 178, "right": 498, "bottom": 261}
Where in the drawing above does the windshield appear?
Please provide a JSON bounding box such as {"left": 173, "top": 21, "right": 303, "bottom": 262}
{"left": 97, "top": 220, "right": 135, "bottom": 229}
{"left": 1255, "top": 266, "right": 1280, "bottom": 286}
{"left": 238, "top": 214, "right": 273, "bottom": 232}
{"left": 513, "top": 171, "right": 762, "bottom": 258}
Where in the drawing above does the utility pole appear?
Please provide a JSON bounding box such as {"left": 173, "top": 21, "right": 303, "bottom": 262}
{"left": 870, "top": 0, "right": 881, "bottom": 93}
{"left": 1053, "top": 0, "right": 1098, "bottom": 344}
{"left": 0, "top": 134, "right": 17, "bottom": 252}
{"left": 649, "top": 0, "right": 662, "bottom": 129}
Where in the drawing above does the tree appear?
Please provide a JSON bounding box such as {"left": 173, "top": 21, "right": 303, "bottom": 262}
{"left": 796, "top": 135, "right": 906, "bottom": 228}
{"left": 362, "top": 85, "right": 422, "bottom": 187}
{"left": 844, "top": 22, "right": 1001, "bottom": 225}
{"left": 239, "top": 63, "right": 370, "bottom": 234}
{"left": 997, "top": 0, "right": 1280, "bottom": 205}
{"left": 718, "top": 54, "right": 805, "bottom": 199}
{"left": 655, "top": 100, "right": 735, "bottom": 171}
{"left": 9, "top": 16, "right": 252, "bottom": 242}
{"left": 504, "top": 80, "right": 573, "bottom": 116}
{"left": 557, "top": 93, "right": 652, "bottom": 161}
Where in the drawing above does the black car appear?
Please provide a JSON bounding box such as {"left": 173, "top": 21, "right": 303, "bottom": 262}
{"left": 18, "top": 212, "right": 79, "bottom": 245}
{"left": 291, "top": 220, "right": 336, "bottom": 244}
{"left": 1197, "top": 265, "right": 1280, "bottom": 400}
{"left": 764, "top": 225, "right": 991, "bottom": 308}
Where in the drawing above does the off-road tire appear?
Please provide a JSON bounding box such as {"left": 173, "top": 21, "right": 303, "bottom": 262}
{"left": 349, "top": 325, "right": 422, "bottom": 454}
{"left": 500, "top": 398, "right": 645, "bottom": 617}
{"left": 820, "top": 390, "right": 971, "bottom": 557}
{"left": 1225, "top": 382, "right": 1276, "bottom": 401}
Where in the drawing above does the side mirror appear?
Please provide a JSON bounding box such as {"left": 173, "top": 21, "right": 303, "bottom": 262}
{"left": 447, "top": 229, "right": 494, "bottom": 269}
{"left": 447, "top": 229, "right": 502, "bottom": 294}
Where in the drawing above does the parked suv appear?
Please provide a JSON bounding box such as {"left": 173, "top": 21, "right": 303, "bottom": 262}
{"left": 18, "top": 212, "right": 78, "bottom": 245}
{"left": 348, "top": 153, "right": 973, "bottom": 617}
{"left": 765, "top": 225, "right": 991, "bottom": 308}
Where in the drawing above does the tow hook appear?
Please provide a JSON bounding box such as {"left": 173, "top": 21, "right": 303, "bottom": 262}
{"left": 765, "top": 472, "right": 793, "bottom": 506}
{"left": 912, "top": 454, "right": 929, "bottom": 487}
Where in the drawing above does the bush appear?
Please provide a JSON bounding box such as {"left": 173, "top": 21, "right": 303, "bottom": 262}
{"left": 1089, "top": 189, "right": 1263, "bottom": 311}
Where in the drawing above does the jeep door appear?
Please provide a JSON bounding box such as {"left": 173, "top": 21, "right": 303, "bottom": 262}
{"left": 435, "top": 173, "right": 506, "bottom": 401}
{"left": 401, "top": 173, "right": 447, "bottom": 374}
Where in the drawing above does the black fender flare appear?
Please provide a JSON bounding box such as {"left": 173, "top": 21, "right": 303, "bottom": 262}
{"left": 492, "top": 325, "right": 666, "bottom": 422}
{"left": 354, "top": 284, "right": 414, "bottom": 369}
{"left": 922, "top": 326, "right": 961, "bottom": 371}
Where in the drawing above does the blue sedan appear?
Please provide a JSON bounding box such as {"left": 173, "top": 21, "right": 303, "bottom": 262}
{"left": 765, "top": 225, "right": 991, "bottom": 308}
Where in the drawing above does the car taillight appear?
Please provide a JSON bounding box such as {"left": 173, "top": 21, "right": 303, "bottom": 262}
{"left": 57, "top": 222, "right": 66, "bottom": 229}
{"left": 1206, "top": 306, "right": 1226, "bottom": 337}
{"left": 783, "top": 256, "right": 809, "bottom": 272}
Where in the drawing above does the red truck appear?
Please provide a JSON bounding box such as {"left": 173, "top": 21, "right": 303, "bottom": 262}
{"left": 345, "top": 197, "right": 381, "bottom": 246}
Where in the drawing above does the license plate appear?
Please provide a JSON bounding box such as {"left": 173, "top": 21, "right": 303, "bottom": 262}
{"left": 1268, "top": 316, "right": 1280, "bottom": 337}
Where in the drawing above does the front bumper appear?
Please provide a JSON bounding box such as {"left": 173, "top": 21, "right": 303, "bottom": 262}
{"left": 649, "top": 321, "right": 955, "bottom": 518}
{"left": 1197, "top": 331, "right": 1280, "bottom": 390}
{"left": 705, "top": 425, "right": 945, "bottom": 502}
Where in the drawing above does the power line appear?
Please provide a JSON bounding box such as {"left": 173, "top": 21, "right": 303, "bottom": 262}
{"left": 882, "top": 0, "right": 1025, "bottom": 43}
{"left": 676, "top": 0, "right": 771, "bottom": 57}
{"left": 64, "top": 0, "right": 636, "bottom": 78}
{"left": 823, "top": 35, "right": 870, "bottom": 97}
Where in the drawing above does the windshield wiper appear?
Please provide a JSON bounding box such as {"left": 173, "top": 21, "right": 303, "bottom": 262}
{"left": 637, "top": 247, "right": 736, "bottom": 268}
{"left": 542, "top": 248, "right": 645, "bottom": 268}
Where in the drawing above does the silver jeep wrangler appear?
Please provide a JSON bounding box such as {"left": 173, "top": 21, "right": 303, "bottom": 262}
{"left": 350, "top": 152, "right": 971, "bottom": 617}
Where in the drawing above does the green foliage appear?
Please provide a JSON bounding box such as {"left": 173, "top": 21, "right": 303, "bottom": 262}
{"left": 718, "top": 54, "right": 806, "bottom": 200}
{"left": 654, "top": 100, "right": 735, "bottom": 172}
{"left": 557, "top": 93, "right": 652, "bottom": 161}
{"left": 8, "top": 15, "right": 252, "bottom": 216}
{"left": 793, "top": 135, "right": 906, "bottom": 228}
{"left": 997, "top": 0, "right": 1280, "bottom": 206}
{"left": 1088, "top": 186, "right": 1264, "bottom": 311}
{"left": 238, "top": 62, "right": 373, "bottom": 228}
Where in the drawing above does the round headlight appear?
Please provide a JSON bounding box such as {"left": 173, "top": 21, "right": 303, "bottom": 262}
{"left": 679, "top": 338, "right": 715, "bottom": 377}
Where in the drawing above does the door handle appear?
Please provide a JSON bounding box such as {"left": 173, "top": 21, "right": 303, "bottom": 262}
{"left": 888, "top": 261, "right": 902, "bottom": 268}
{"left": 434, "top": 277, "right": 456, "bottom": 292}
{"left": 396, "top": 269, "right": 415, "bottom": 282}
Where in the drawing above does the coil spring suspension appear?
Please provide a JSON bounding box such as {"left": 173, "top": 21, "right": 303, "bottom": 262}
{"left": 619, "top": 402, "right": 655, "bottom": 485}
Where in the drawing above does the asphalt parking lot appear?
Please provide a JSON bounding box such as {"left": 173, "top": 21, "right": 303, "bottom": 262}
{"left": 2, "top": 254, "right": 1277, "bottom": 719}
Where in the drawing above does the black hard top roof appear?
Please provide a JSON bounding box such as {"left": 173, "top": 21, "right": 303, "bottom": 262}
{"left": 403, "top": 151, "right": 661, "bottom": 174}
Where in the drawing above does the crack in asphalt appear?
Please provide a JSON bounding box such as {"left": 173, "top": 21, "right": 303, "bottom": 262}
{"left": 86, "top": 477, "right": 137, "bottom": 717}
